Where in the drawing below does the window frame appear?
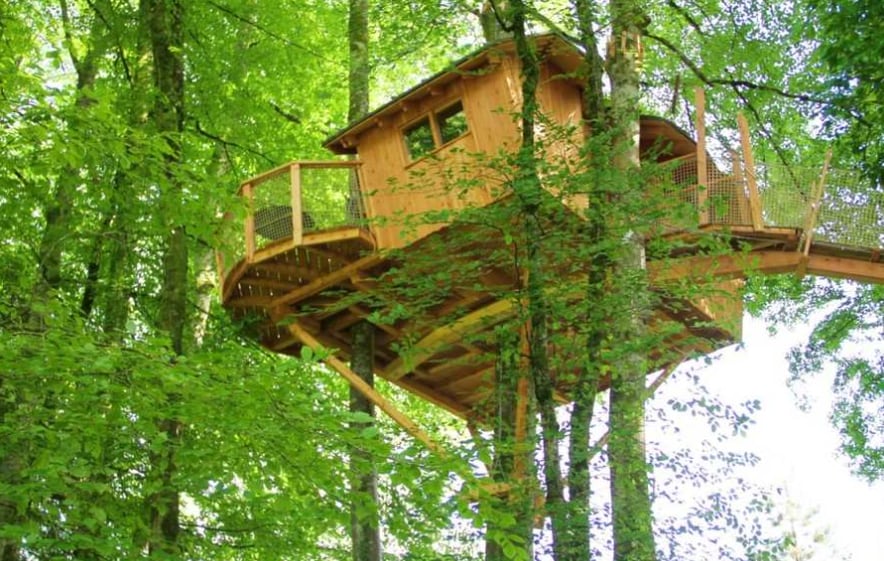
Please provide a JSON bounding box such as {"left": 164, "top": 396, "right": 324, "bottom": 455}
{"left": 401, "top": 99, "right": 470, "bottom": 163}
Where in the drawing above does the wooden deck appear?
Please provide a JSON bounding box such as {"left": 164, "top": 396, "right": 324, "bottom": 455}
{"left": 219, "top": 94, "right": 882, "bottom": 424}
{"left": 220, "top": 189, "right": 883, "bottom": 421}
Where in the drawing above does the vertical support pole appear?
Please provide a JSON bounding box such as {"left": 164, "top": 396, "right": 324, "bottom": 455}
{"left": 243, "top": 182, "right": 256, "bottom": 262}
{"left": 290, "top": 163, "right": 303, "bottom": 246}
{"left": 694, "top": 87, "right": 709, "bottom": 225}
{"left": 737, "top": 113, "right": 764, "bottom": 231}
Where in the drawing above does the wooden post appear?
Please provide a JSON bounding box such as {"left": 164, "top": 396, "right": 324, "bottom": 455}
{"left": 695, "top": 87, "right": 709, "bottom": 225}
{"left": 286, "top": 323, "right": 440, "bottom": 453}
{"left": 737, "top": 113, "right": 764, "bottom": 230}
{"left": 800, "top": 149, "right": 833, "bottom": 257}
{"left": 243, "top": 182, "right": 256, "bottom": 262}
{"left": 290, "top": 163, "right": 303, "bottom": 246}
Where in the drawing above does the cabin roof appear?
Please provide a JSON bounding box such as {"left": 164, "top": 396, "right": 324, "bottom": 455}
{"left": 323, "top": 33, "right": 697, "bottom": 159}
{"left": 324, "top": 33, "right": 583, "bottom": 154}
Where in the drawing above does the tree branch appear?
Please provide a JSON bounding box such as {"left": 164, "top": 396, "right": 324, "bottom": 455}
{"left": 192, "top": 120, "right": 275, "bottom": 165}
{"left": 645, "top": 32, "right": 871, "bottom": 127}
{"left": 204, "top": 0, "right": 331, "bottom": 62}
{"left": 665, "top": 0, "right": 706, "bottom": 37}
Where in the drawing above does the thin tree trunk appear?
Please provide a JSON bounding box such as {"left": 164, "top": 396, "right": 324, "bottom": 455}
{"left": 508, "top": 4, "right": 567, "bottom": 559}
{"left": 484, "top": 327, "right": 534, "bottom": 561}
{"left": 347, "top": 1, "right": 380, "bottom": 560}
{"left": 349, "top": 322, "right": 381, "bottom": 561}
{"left": 561, "top": 2, "right": 611, "bottom": 559}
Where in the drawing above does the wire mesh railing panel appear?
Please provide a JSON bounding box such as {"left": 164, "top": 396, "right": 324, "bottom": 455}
{"left": 251, "top": 168, "right": 295, "bottom": 241}
{"left": 300, "top": 166, "right": 364, "bottom": 232}
{"left": 815, "top": 168, "right": 883, "bottom": 249}
{"left": 650, "top": 156, "right": 701, "bottom": 233}
{"left": 754, "top": 161, "right": 883, "bottom": 250}
{"left": 752, "top": 161, "right": 816, "bottom": 229}
{"left": 707, "top": 168, "right": 751, "bottom": 226}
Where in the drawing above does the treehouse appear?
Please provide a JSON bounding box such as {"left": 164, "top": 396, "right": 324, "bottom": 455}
{"left": 218, "top": 34, "right": 884, "bottom": 428}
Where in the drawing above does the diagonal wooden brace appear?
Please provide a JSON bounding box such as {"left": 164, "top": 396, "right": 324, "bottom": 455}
{"left": 286, "top": 322, "right": 441, "bottom": 453}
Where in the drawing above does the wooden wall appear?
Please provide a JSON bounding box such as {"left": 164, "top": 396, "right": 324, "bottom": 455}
{"left": 353, "top": 51, "right": 590, "bottom": 250}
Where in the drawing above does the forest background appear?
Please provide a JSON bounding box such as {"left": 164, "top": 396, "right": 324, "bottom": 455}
{"left": 0, "top": 0, "right": 881, "bottom": 560}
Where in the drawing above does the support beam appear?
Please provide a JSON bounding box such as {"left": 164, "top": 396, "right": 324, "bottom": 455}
{"left": 243, "top": 183, "right": 256, "bottom": 261}
{"left": 272, "top": 254, "right": 384, "bottom": 307}
{"left": 287, "top": 323, "right": 440, "bottom": 452}
{"left": 291, "top": 163, "right": 303, "bottom": 246}
{"left": 799, "top": 149, "right": 833, "bottom": 258}
{"left": 383, "top": 299, "right": 514, "bottom": 380}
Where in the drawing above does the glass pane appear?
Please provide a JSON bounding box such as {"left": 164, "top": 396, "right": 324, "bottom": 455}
{"left": 404, "top": 117, "right": 435, "bottom": 160}
{"left": 437, "top": 101, "right": 468, "bottom": 144}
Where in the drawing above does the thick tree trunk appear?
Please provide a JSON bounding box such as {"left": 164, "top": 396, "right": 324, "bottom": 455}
{"left": 347, "top": 2, "right": 380, "bottom": 561}
{"left": 606, "top": 1, "right": 657, "bottom": 560}
{"left": 143, "top": 0, "right": 186, "bottom": 556}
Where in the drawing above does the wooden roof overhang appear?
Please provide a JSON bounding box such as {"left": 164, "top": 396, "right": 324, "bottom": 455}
{"left": 323, "top": 33, "right": 586, "bottom": 155}
{"left": 321, "top": 34, "right": 699, "bottom": 161}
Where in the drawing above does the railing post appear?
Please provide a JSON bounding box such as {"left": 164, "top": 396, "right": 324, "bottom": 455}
{"left": 799, "top": 149, "right": 833, "bottom": 257}
{"left": 243, "top": 182, "right": 256, "bottom": 262}
{"left": 290, "top": 163, "right": 302, "bottom": 246}
{"left": 694, "top": 87, "right": 709, "bottom": 225}
{"left": 737, "top": 113, "right": 764, "bottom": 231}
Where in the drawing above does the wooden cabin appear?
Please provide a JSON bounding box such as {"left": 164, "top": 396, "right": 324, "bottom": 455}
{"left": 219, "top": 34, "right": 754, "bottom": 422}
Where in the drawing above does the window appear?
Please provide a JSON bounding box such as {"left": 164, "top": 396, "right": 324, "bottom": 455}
{"left": 402, "top": 100, "right": 469, "bottom": 161}
{"left": 437, "top": 101, "right": 468, "bottom": 144}
{"left": 404, "top": 117, "right": 435, "bottom": 160}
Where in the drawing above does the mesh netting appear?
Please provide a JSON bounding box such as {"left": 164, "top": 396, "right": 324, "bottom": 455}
{"left": 246, "top": 164, "right": 366, "bottom": 243}
{"left": 752, "top": 161, "right": 883, "bottom": 249}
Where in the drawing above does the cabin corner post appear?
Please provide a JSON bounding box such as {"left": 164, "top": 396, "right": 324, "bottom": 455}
{"left": 737, "top": 113, "right": 764, "bottom": 230}
{"left": 694, "top": 87, "right": 709, "bottom": 225}
{"left": 290, "top": 163, "right": 303, "bottom": 246}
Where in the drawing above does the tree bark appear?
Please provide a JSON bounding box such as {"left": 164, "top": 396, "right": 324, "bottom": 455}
{"left": 606, "top": 1, "right": 657, "bottom": 560}
{"left": 347, "top": 1, "right": 380, "bottom": 561}
{"left": 143, "top": 0, "right": 186, "bottom": 556}
{"left": 484, "top": 327, "right": 534, "bottom": 561}
{"left": 508, "top": 3, "right": 567, "bottom": 559}
{"left": 349, "top": 323, "right": 381, "bottom": 561}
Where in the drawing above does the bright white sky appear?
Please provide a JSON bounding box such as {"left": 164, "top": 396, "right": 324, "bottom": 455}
{"left": 663, "top": 313, "right": 884, "bottom": 560}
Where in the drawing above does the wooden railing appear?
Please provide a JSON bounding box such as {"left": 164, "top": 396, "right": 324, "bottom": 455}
{"left": 216, "top": 160, "right": 368, "bottom": 277}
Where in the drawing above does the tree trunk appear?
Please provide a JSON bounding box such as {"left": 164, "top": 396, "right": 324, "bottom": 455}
{"left": 562, "top": 2, "right": 611, "bottom": 560}
{"left": 508, "top": 3, "right": 567, "bottom": 559}
{"left": 606, "top": 1, "right": 657, "bottom": 560}
{"left": 484, "top": 327, "right": 534, "bottom": 561}
{"left": 347, "top": 1, "right": 380, "bottom": 560}
{"left": 143, "top": 0, "right": 186, "bottom": 556}
{"left": 349, "top": 323, "right": 381, "bottom": 561}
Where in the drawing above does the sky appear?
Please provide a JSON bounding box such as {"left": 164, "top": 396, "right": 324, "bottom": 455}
{"left": 665, "top": 313, "right": 884, "bottom": 560}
